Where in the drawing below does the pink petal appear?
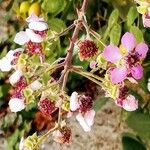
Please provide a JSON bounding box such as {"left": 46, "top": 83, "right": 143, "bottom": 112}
{"left": 26, "top": 13, "right": 44, "bottom": 23}
{"left": 135, "top": 43, "right": 149, "bottom": 59}
{"left": 29, "top": 22, "right": 48, "bottom": 31}
{"left": 76, "top": 113, "right": 91, "bottom": 132}
{"left": 70, "top": 92, "right": 79, "bottom": 111}
{"left": 131, "top": 64, "right": 143, "bottom": 80}
{"left": 25, "top": 29, "right": 43, "bottom": 43}
{"left": 122, "top": 95, "right": 138, "bottom": 111}
{"left": 142, "top": 14, "right": 150, "bottom": 27}
{"left": 110, "top": 67, "right": 127, "bottom": 84}
{"left": 102, "top": 44, "right": 122, "bottom": 63}
{"left": 14, "top": 31, "right": 30, "bottom": 45}
{"left": 90, "top": 61, "right": 97, "bottom": 69}
{"left": 121, "top": 32, "right": 137, "bottom": 52}
{"left": 84, "top": 109, "right": 95, "bottom": 127}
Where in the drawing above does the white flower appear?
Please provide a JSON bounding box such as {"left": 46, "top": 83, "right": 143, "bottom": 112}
{"left": 122, "top": 95, "right": 138, "bottom": 111}
{"left": 147, "top": 78, "right": 150, "bottom": 92}
{"left": 0, "top": 48, "right": 23, "bottom": 72}
{"left": 26, "top": 13, "right": 48, "bottom": 31}
{"left": 14, "top": 28, "right": 43, "bottom": 45}
{"left": 76, "top": 109, "right": 95, "bottom": 132}
{"left": 30, "top": 80, "right": 42, "bottom": 91}
{"left": 70, "top": 92, "right": 79, "bottom": 111}
{"left": 9, "top": 98, "right": 25, "bottom": 112}
{"left": 9, "top": 70, "right": 23, "bottom": 85}
{"left": 19, "top": 137, "right": 24, "bottom": 150}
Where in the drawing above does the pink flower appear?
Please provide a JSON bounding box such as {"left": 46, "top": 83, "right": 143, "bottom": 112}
{"left": 122, "top": 95, "right": 138, "bottom": 111}
{"left": 142, "top": 8, "right": 150, "bottom": 27}
{"left": 76, "top": 110, "right": 95, "bottom": 132}
{"left": 103, "top": 32, "right": 148, "bottom": 83}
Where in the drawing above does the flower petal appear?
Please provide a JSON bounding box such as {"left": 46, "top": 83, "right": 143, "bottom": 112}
{"left": 70, "top": 92, "right": 79, "bottom": 111}
{"left": 76, "top": 113, "right": 91, "bottom": 132}
{"left": 142, "top": 14, "right": 150, "bottom": 27}
{"left": 102, "top": 44, "right": 122, "bottom": 63}
{"left": 30, "top": 80, "right": 42, "bottom": 91}
{"left": 14, "top": 31, "right": 30, "bottom": 45}
{"left": 122, "top": 95, "right": 138, "bottom": 111}
{"left": 9, "top": 70, "right": 23, "bottom": 85}
{"left": 84, "top": 109, "right": 95, "bottom": 127}
{"left": 135, "top": 43, "right": 149, "bottom": 59}
{"left": 26, "top": 13, "right": 44, "bottom": 23}
{"left": 25, "top": 29, "right": 43, "bottom": 43}
{"left": 131, "top": 64, "right": 143, "bottom": 80}
{"left": 9, "top": 98, "right": 25, "bottom": 112}
{"left": 29, "top": 22, "right": 48, "bottom": 31}
{"left": 0, "top": 57, "right": 12, "bottom": 72}
{"left": 121, "top": 32, "right": 137, "bottom": 52}
{"left": 110, "top": 67, "right": 127, "bottom": 84}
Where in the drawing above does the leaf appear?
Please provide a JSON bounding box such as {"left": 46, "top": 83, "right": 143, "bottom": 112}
{"left": 108, "top": 9, "right": 119, "bottom": 29}
{"left": 0, "top": 84, "right": 10, "bottom": 98}
{"left": 48, "top": 18, "right": 66, "bottom": 33}
{"left": 122, "top": 133, "right": 146, "bottom": 150}
{"left": 126, "top": 112, "right": 150, "bottom": 139}
{"left": 94, "top": 97, "right": 109, "bottom": 112}
{"left": 127, "top": 7, "right": 138, "bottom": 27}
{"left": 130, "top": 26, "right": 144, "bottom": 43}
{"left": 42, "top": 0, "right": 66, "bottom": 15}
{"left": 110, "top": 23, "right": 121, "bottom": 45}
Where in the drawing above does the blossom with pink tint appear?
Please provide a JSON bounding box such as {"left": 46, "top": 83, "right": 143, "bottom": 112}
{"left": 9, "top": 70, "right": 23, "bottom": 85}
{"left": 0, "top": 48, "right": 23, "bottom": 72}
{"left": 9, "top": 98, "right": 25, "bottom": 112}
{"left": 76, "top": 110, "right": 95, "bottom": 132}
{"left": 26, "top": 13, "right": 48, "bottom": 31}
{"left": 29, "top": 80, "right": 42, "bottom": 91}
{"left": 122, "top": 95, "right": 138, "bottom": 111}
{"left": 90, "top": 61, "right": 97, "bottom": 69}
{"left": 102, "top": 32, "right": 149, "bottom": 84}
{"left": 142, "top": 7, "right": 150, "bottom": 27}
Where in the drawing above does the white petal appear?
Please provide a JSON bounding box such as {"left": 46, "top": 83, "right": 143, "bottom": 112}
{"left": 25, "top": 29, "right": 43, "bottom": 43}
{"left": 84, "top": 109, "right": 95, "bottom": 127}
{"left": 19, "top": 137, "right": 24, "bottom": 150}
{"left": 9, "top": 98, "right": 25, "bottom": 112}
{"left": 6, "top": 50, "right": 15, "bottom": 61}
{"left": 9, "top": 70, "right": 23, "bottom": 85}
{"left": 14, "top": 48, "right": 24, "bottom": 53}
{"left": 26, "top": 13, "right": 44, "bottom": 23}
{"left": 30, "top": 80, "right": 42, "bottom": 91}
{"left": 0, "top": 57, "right": 12, "bottom": 72}
{"left": 70, "top": 92, "right": 79, "bottom": 111}
{"left": 14, "top": 31, "right": 30, "bottom": 45}
{"left": 76, "top": 113, "right": 91, "bottom": 132}
{"left": 148, "top": 78, "right": 150, "bottom": 92}
{"left": 29, "top": 21, "right": 48, "bottom": 31}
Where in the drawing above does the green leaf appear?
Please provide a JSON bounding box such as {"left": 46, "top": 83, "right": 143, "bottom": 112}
{"left": 108, "top": 9, "right": 119, "bottom": 29}
{"left": 0, "top": 84, "right": 10, "bottom": 98}
{"left": 122, "top": 133, "right": 146, "bottom": 150}
{"left": 48, "top": 18, "right": 66, "bottom": 33}
{"left": 42, "top": 0, "right": 66, "bottom": 15}
{"left": 127, "top": 7, "right": 138, "bottom": 27}
{"left": 126, "top": 112, "right": 150, "bottom": 139}
{"left": 110, "top": 23, "right": 121, "bottom": 45}
{"left": 94, "top": 97, "right": 109, "bottom": 112}
{"left": 130, "top": 26, "right": 144, "bottom": 43}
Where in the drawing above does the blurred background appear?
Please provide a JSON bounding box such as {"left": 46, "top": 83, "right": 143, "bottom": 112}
{"left": 0, "top": 0, "right": 150, "bottom": 149}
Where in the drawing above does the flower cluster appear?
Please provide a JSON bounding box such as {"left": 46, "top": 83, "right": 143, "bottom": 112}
{"left": 0, "top": 13, "right": 48, "bottom": 112}
{"left": 101, "top": 32, "right": 148, "bottom": 111}
{"left": 135, "top": 0, "right": 150, "bottom": 27}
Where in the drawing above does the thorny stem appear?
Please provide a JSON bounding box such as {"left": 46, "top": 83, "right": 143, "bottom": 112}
{"left": 57, "top": 0, "right": 89, "bottom": 127}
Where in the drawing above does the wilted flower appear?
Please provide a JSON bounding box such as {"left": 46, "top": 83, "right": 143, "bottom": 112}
{"left": 78, "top": 40, "right": 98, "bottom": 61}
{"left": 38, "top": 98, "right": 57, "bottom": 116}
{"left": 53, "top": 126, "right": 71, "bottom": 144}
{"left": 9, "top": 98, "right": 25, "bottom": 112}
{"left": 103, "top": 32, "right": 148, "bottom": 84}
